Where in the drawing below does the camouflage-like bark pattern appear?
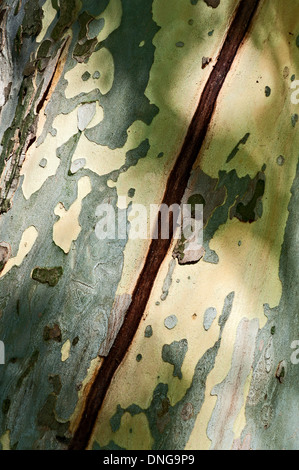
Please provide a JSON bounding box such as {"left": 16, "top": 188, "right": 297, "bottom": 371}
{"left": 0, "top": 0, "right": 299, "bottom": 451}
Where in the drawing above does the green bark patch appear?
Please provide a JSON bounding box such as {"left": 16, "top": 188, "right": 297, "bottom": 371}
{"left": 235, "top": 178, "right": 265, "bottom": 223}
{"left": 73, "top": 11, "right": 99, "bottom": 62}
{"left": 77, "top": 11, "right": 94, "bottom": 43}
{"left": 51, "top": 0, "right": 79, "bottom": 41}
{"left": 265, "top": 86, "right": 271, "bottom": 97}
{"left": 84, "top": 0, "right": 160, "bottom": 149}
{"left": 37, "top": 375, "right": 69, "bottom": 440}
{"left": 16, "top": 350, "right": 39, "bottom": 389}
{"left": 187, "top": 193, "right": 206, "bottom": 218}
{"left": 32, "top": 267, "right": 63, "bottom": 287}
{"left": 226, "top": 132, "right": 250, "bottom": 163}
{"left": 22, "top": 0, "right": 43, "bottom": 38}
{"left": 2, "top": 398, "right": 10, "bottom": 415}
{"left": 291, "top": 113, "right": 298, "bottom": 127}
{"left": 73, "top": 38, "right": 98, "bottom": 63}
{"left": 14, "top": 25, "right": 23, "bottom": 54}
{"left": 184, "top": 165, "right": 266, "bottom": 263}
{"left": 37, "top": 40, "right": 53, "bottom": 59}
{"left": 162, "top": 339, "right": 188, "bottom": 380}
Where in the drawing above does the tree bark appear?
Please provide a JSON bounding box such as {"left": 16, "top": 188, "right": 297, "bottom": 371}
{"left": 0, "top": 0, "right": 299, "bottom": 451}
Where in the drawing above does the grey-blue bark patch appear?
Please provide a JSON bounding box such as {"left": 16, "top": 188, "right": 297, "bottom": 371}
{"left": 291, "top": 114, "right": 298, "bottom": 127}
{"left": 109, "top": 140, "right": 150, "bottom": 183}
{"left": 81, "top": 71, "right": 91, "bottom": 81}
{"left": 70, "top": 158, "right": 86, "bottom": 174}
{"left": 265, "top": 86, "right": 271, "bottom": 97}
{"left": 0, "top": 127, "right": 127, "bottom": 448}
{"left": 128, "top": 188, "right": 135, "bottom": 198}
{"left": 164, "top": 315, "right": 178, "bottom": 330}
{"left": 162, "top": 339, "right": 188, "bottom": 380}
{"left": 81, "top": 0, "right": 109, "bottom": 17}
{"left": 92, "top": 71, "right": 100, "bottom": 79}
{"left": 242, "top": 161, "right": 299, "bottom": 450}
{"left": 88, "top": 18, "right": 104, "bottom": 39}
{"left": 186, "top": 165, "right": 266, "bottom": 264}
{"left": 203, "top": 307, "right": 217, "bottom": 331}
{"left": 77, "top": 102, "right": 96, "bottom": 131}
{"left": 84, "top": 0, "right": 159, "bottom": 149}
{"left": 145, "top": 325, "right": 153, "bottom": 338}
{"left": 110, "top": 404, "right": 125, "bottom": 432}
{"left": 39, "top": 158, "right": 47, "bottom": 168}
{"left": 161, "top": 258, "right": 176, "bottom": 301}
{"left": 276, "top": 155, "right": 285, "bottom": 166}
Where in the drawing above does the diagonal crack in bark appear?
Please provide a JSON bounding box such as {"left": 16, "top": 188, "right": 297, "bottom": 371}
{"left": 69, "top": 0, "right": 261, "bottom": 450}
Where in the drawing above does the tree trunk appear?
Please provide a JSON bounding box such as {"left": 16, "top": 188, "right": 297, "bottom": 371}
{"left": 0, "top": 0, "right": 299, "bottom": 451}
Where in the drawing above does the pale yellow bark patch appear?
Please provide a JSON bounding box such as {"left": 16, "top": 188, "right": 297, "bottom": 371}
{"left": 0, "top": 430, "right": 10, "bottom": 450}
{"left": 90, "top": 409, "right": 153, "bottom": 451}
{"left": 36, "top": 0, "right": 57, "bottom": 43}
{"left": 85, "top": 102, "right": 104, "bottom": 129}
{"left": 70, "top": 357, "right": 103, "bottom": 434}
{"left": 96, "top": 0, "right": 122, "bottom": 43}
{"left": 21, "top": 108, "right": 78, "bottom": 200}
{"left": 72, "top": 134, "right": 123, "bottom": 176}
{"left": 61, "top": 339, "right": 71, "bottom": 362}
{"left": 64, "top": 47, "right": 114, "bottom": 99}
{"left": 72, "top": 119, "right": 148, "bottom": 177}
{"left": 0, "top": 226, "right": 38, "bottom": 278}
{"left": 53, "top": 176, "right": 92, "bottom": 253}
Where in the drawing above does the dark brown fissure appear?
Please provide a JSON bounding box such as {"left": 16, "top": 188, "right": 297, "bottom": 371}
{"left": 69, "top": 0, "right": 260, "bottom": 450}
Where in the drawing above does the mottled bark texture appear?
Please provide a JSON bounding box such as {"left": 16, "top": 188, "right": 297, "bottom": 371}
{"left": 0, "top": 0, "right": 299, "bottom": 451}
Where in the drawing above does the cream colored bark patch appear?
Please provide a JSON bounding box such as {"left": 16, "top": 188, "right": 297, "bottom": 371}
{"left": 72, "top": 134, "right": 123, "bottom": 176}
{"left": 21, "top": 109, "right": 78, "bottom": 200}
{"left": 96, "top": 0, "right": 122, "bottom": 43}
{"left": 0, "top": 226, "right": 38, "bottom": 278}
{"left": 61, "top": 339, "right": 71, "bottom": 362}
{"left": 64, "top": 47, "right": 114, "bottom": 99}
{"left": 0, "top": 430, "right": 10, "bottom": 450}
{"left": 72, "top": 119, "right": 147, "bottom": 177}
{"left": 90, "top": 411, "right": 153, "bottom": 451}
{"left": 36, "top": 0, "right": 57, "bottom": 43}
{"left": 53, "top": 176, "right": 92, "bottom": 253}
